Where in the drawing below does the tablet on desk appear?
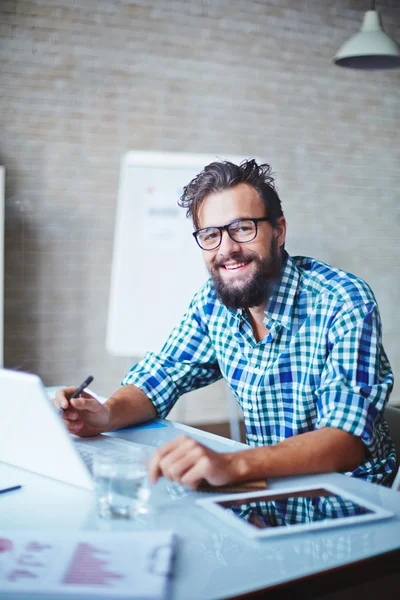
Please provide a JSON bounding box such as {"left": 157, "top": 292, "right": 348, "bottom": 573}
{"left": 197, "top": 482, "right": 394, "bottom": 539}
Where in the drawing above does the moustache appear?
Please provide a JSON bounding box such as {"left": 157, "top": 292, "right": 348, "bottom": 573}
{"left": 211, "top": 250, "right": 258, "bottom": 270}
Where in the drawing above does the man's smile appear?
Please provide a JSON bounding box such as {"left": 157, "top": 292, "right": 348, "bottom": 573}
{"left": 214, "top": 257, "right": 255, "bottom": 280}
{"left": 223, "top": 260, "right": 251, "bottom": 271}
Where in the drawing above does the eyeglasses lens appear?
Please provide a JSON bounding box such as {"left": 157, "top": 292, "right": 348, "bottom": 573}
{"left": 197, "top": 220, "right": 257, "bottom": 250}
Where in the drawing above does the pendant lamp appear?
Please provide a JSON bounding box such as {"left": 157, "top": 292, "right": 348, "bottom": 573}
{"left": 333, "top": 1, "right": 400, "bottom": 69}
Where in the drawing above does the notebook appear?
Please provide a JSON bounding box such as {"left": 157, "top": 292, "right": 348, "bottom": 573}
{"left": 0, "top": 369, "right": 151, "bottom": 491}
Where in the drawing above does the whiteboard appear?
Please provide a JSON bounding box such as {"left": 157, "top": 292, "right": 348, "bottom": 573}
{"left": 106, "top": 151, "right": 257, "bottom": 357}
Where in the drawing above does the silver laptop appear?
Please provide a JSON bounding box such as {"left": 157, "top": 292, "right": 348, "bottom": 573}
{"left": 0, "top": 369, "right": 150, "bottom": 491}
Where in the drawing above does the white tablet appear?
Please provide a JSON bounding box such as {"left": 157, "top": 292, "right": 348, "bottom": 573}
{"left": 196, "top": 482, "right": 394, "bottom": 539}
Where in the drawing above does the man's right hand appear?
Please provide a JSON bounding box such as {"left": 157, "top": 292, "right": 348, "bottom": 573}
{"left": 55, "top": 388, "right": 111, "bottom": 437}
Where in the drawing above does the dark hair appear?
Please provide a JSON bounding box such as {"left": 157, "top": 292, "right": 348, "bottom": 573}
{"left": 178, "top": 159, "right": 283, "bottom": 229}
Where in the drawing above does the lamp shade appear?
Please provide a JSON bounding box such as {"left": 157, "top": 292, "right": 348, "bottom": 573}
{"left": 334, "top": 10, "right": 400, "bottom": 69}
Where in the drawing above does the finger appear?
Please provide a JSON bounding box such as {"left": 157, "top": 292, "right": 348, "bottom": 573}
{"left": 148, "top": 460, "right": 162, "bottom": 484}
{"left": 149, "top": 436, "right": 190, "bottom": 467}
{"left": 148, "top": 436, "right": 196, "bottom": 483}
{"left": 69, "top": 395, "right": 99, "bottom": 412}
{"left": 56, "top": 387, "right": 94, "bottom": 409}
{"left": 148, "top": 436, "right": 204, "bottom": 484}
{"left": 61, "top": 408, "right": 80, "bottom": 421}
{"left": 148, "top": 445, "right": 173, "bottom": 483}
{"left": 52, "top": 395, "right": 60, "bottom": 410}
{"left": 67, "top": 420, "right": 84, "bottom": 434}
{"left": 55, "top": 389, "right": 73, "bottom": 411}
{"left": 180, "top": 458, "right": 213, "bottom": 490}
{"left": 158, "top": 448, "right": 201, "bottom": 482}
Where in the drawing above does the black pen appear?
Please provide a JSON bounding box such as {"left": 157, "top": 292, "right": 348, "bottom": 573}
{"left": 0, "top": 485, "right": 22, "bottom": 495}
{"left": 57, "top": 375, "right": 94, "bottom": 415}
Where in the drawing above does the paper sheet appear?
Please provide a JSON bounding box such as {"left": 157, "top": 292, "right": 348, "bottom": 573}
{"left": 0, "top": 530, "right": 176, "bottom": 599}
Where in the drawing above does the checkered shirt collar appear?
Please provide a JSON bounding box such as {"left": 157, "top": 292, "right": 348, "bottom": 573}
{"left": 264, "top": 252, "right": 301, "bottom": 328}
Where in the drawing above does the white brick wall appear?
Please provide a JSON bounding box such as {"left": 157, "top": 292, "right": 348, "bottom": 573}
{"left": 1, "top": 0, "right": 400, "bottom": 423}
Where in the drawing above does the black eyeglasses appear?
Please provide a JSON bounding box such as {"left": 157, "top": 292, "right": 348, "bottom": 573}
{"left": 193, "top": 217, "right": 270, "bottom": 251}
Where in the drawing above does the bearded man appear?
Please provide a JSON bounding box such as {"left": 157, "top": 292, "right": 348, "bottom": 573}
{"left": 56, "top": 159, "right": 396, "bottom": 489}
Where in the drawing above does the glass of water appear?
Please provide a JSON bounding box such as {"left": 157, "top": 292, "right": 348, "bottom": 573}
{"left": 93, "top": 447, "right": 151, "bottom": 519}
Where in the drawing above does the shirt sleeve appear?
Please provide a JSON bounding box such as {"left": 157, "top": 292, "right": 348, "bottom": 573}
{"left": 121, "top": 289, "right": 222, "bottom": 418}
{"left": 315, "top": 299, "right": 395, "bottom": 480}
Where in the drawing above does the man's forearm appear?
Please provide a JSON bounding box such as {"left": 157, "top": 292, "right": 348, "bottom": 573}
{"left": 232, "top": 427, "right": 365, "bottom": 482}
{"left": 104, "top": 384, "right": 158, "bottom": 432}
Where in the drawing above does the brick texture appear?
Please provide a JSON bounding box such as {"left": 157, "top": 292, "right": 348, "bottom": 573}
{"left": 1, "top": 0, "right": 399, "bottom": 423}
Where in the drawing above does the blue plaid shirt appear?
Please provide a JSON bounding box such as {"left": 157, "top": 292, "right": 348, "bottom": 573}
{"left": 123, "top": 254, "right": 396, "bottom": 485}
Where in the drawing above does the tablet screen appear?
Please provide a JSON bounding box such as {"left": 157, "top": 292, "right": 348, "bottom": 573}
{"left": 197, "top": 483, "right": 394, "bottom": 538}
{"left": 216, "top": 487, "right": 373, "bottom": 529}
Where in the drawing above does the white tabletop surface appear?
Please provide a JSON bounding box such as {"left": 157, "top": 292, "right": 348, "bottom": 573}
{"left": 1, "top": 417, "right": 399, "bottom": 600}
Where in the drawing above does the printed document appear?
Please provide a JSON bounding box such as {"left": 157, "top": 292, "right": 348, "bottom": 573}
{"left": 0, "top": 530, "right": 176, "bottom": 599}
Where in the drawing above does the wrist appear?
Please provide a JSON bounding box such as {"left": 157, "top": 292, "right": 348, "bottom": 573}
{"left": 103, "top": 398, "right": 116, "bottom": 432}
{"left": 228, "top": 450, "right": 253, "bottom": 483}
{"left": 229, "top": 447, "right": 271, "bottom": 483}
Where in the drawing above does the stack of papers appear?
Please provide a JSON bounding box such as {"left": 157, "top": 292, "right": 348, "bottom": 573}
{"left": 0, "top": 530, "right": 176, "bottom": 599}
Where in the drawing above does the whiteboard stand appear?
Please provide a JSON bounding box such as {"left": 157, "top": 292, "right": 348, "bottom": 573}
{"left": 0, "top": 166, "right": 4, "bottom": 368}
{"left": 171, "top": 398, "right": 187, "bottom": 424}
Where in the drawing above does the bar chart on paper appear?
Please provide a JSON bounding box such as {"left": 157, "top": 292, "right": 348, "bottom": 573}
{"left": 0, "top": 530, "right": 177, "bottom": 599}
{"left": 62, "top": 542, "right": 124, "bottom": 585}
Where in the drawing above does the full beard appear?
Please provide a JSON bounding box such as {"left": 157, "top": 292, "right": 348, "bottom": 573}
{"left": 209, "top": 238, "right": 282, "bottom": 310}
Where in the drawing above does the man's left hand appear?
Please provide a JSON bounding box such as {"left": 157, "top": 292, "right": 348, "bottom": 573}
{"left": 148, "top": 435, "right": 237, "bottom": 489}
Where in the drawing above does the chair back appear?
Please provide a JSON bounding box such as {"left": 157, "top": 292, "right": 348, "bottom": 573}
{"left": 384, "top": 404, "right": 400, "bottom": 490}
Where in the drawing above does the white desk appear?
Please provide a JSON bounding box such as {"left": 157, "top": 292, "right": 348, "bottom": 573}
{"left": 1, "top": 418, "right": 399, "bottom": 599}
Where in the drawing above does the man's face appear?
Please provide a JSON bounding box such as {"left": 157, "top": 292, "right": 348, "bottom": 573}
{"left": 197, "top": 183, "right": 286, "bottom": 310}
